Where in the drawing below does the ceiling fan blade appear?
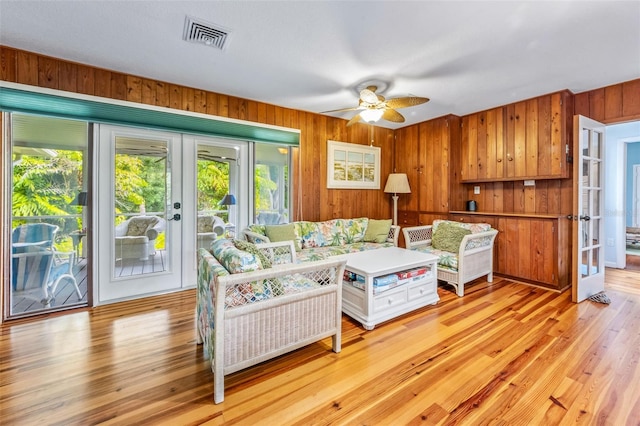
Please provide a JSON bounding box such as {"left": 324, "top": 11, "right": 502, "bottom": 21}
{"left": 382, "top": 109, "right": 405, "bottom": 123}
{"left": 360, "top": 88, "right": 380, "bottom": 105}
{"left": 346, "top": 113, "right": 363, "bottom": 127}
{"left": 320, "top": 106, "right": 361, "bottom": 113}
{"left": 385, "top": 96, "right": 430, "bottom": 109}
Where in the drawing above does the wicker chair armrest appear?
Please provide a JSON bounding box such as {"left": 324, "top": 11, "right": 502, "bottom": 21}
{"left": 216, "top": 257, "right": 346, "bottom": 300}
{"left": 459, "top": 229, "right": 498, "bottom": 254}
{"left": 402, "top": 225, "right": 433, "bottom": 249}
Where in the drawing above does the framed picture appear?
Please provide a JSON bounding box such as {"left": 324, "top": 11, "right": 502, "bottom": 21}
{"left": 327, "top": 140, "right": 381, "bottom": 189}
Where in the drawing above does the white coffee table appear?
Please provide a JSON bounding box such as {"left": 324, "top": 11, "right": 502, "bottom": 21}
{"left": 341, "top": 247, "right": 439, "bottom": 330}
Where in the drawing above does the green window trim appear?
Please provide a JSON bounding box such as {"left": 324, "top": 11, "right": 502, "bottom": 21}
{"left": 0, "top": 84, "right": 300, "bottom": 146}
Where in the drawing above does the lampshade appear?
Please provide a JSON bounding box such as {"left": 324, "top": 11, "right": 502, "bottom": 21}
{"left": 70, "top": 191, "right": 88, "bottom": 206}
{"left": 360, "top": 108, "right": 384, "bottom": 123}
{"left": 220, "top": 194, "right": 236, "bottom": 206}
{"left": 384, "top": 173, "right": 411, "bottom": 194}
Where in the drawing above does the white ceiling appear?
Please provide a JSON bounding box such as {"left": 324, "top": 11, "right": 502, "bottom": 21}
{"left": 1, "top": 1, "right": 639, "bottom": 129}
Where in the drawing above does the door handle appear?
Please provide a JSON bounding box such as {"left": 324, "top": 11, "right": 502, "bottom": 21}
{"left": 168, "top": 213, "right": 181, "bottom": 221}
{"left": 579, "top": 215, "right": 591, "bottom": 221}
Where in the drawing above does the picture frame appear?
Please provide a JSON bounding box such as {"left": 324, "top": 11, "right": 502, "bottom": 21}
{"left": 327, "top": 140, "right": 381, "bottom": 189}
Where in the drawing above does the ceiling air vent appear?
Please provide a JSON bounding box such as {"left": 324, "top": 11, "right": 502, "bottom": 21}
{"left": 183, "top": 16, "right": 230, "bottom": 50}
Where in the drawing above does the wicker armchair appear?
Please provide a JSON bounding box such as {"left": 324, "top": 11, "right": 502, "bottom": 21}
{"left": 197, "top": 215, "right": 226, "bottom": 250}
{"left": 403, "top": 220, "right": 498, "bottom": 296}
{"left": 115, "top": 215, "right": 165, "bottom": 261}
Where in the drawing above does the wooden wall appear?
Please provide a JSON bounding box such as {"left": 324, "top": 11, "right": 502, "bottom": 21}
{"left": 0, "top": 46, "right": 396, "bottom": 223}
{"left": 575, "top": 78, "right": 640, "bottom": 124}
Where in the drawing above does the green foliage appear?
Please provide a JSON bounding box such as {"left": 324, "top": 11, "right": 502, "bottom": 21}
{"left": 255, "top": 164, "right": 278, "bottom": 210}
{"left": 197, "top": 159, "right": 229, "bottom": 211}
{"left": 12, "top": 151, "right": 82, "bottom": 218}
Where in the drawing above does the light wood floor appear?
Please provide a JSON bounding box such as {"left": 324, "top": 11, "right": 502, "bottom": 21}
{"left": 1, "top": 271, "right": 639, "bottom": 425}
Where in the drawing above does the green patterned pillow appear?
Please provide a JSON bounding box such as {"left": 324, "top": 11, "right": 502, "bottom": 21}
{"left": 432, "top": 222, "right": 471, "bottom": 253}
{"left": 233, "top": 239, "right": 272, "bottom": 269}
{"left": 364, "top": 219, "right": 392, "bottom": 243}
{"left": 265, "top": 223, "right": 301, "bottom": 251}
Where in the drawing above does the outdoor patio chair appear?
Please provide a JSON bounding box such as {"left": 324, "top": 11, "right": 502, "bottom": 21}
{"left": 12, "top": 248, "right": 81, "bottom": 308}
{"left": 114, "top": 215, "right": 165, "bottom": 261}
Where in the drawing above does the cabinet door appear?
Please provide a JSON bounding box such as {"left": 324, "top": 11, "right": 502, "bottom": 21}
{"left": 462, "top": 91, "right": 569, "bottom": 182}
{"left": 496, "top": 217, "right": 557, "bottom": 286}
{"left": 418, "top": 117, "right": 450, "bottom": 213}
{"left": 394, "top": 126, "right": 420, "bottom": 212}
{"left": 460, "top": 114, "right": 478, "bottom": 181}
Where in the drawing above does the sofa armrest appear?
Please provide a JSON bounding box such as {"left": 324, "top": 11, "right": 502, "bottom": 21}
{"left": 243, "top": 229, "right": 271, "bottom": 244}
{"left": 387, "top": 225, "right": 401, "bottom": 247}
{"left": 402, "top": 225, "right": 433, "bottom": 249}
{"left": 256, "top": 241, "right": 297, "bottom": 265}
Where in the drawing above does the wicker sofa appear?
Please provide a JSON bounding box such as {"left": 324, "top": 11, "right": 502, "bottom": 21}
{"left": 403, "top": 220, "right": 498, "bottom": 297}
{"left": 242, "top": 217, "right": 400, "bottom": 262}
{"left": 196, "top": 238, "right": 346, "bottom": 404}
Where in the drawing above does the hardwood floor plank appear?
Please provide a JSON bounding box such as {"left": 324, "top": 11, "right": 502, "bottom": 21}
{"left": 1, "top": 272, "right": 640, "bottom": 425}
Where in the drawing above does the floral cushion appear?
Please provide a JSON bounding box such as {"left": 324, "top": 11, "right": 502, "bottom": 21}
{"left": 296, "top": 241, "right": 395, "bottom": 263}
{"left": 126, "top": 216, "right": 158, "bottom": 236}
{"left": 295, "top": 221, "right": 323, "bottom": 249}
{"left": 433, "top": 219, "right": 491, "bottom": 234}
{"left": 316, "top": 219, "right": 344, "bottom": 247}
{"left": 211, "top": 239, "right": 263, "bottom": 274}
{"left": 413, "top": 246, "right": 459, "bottom": 271}
{"left": 339, "top": 217, "right": 368, "bottom": 244}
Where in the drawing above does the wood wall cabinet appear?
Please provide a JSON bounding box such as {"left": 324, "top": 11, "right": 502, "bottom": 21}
{"left": 449, "top": 212, "right": 570, "bottom": 291}
{"left": 460, "top": 90, "right": 573, "bottom": 182}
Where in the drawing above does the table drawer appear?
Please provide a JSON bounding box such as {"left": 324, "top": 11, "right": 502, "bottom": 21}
{"left": 373, "top": 287, "right": 407, "bottom": 313}
{"left": 408, "top": 279, "right": 436, "bottom": 301}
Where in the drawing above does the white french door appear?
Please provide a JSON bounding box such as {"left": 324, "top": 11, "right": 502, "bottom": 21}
{"left": 96, "top": 125, "right": 184, "bottom": 303}
{"left": 572, "top": 115, "right": 606, "bottom": 303}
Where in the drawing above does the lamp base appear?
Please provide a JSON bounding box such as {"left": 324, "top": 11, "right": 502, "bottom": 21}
{"left": 392, "top": 194, "right": 399, "bottom": 226}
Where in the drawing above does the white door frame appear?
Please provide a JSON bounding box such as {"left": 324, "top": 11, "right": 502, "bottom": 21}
{"left": 96, "top": 124, "right": 184, "bottom": 304}
{"left": 572, "top": 115, "right": 606, "bottom": 303}
{"left": 633, "top": 164, "right": 640, "bottom": 227}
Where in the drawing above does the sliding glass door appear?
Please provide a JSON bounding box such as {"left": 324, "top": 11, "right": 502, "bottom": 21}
{"left": 6, "top": 113, "right": 90, "bottom": 319}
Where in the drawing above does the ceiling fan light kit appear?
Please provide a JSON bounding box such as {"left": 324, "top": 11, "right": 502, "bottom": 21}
{"left": 360, "top": 109, "right": 384, "bottom": 123}
{"left": 323, "top": 84, "right": 430, "bottom": 127}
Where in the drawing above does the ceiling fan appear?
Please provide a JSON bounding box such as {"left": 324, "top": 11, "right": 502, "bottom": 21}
{"left": 323, "top": 85, "right": 429, "bottom": 127}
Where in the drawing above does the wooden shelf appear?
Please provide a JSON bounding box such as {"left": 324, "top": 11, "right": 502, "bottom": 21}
{"left": 449, "top": 211, "right": 565, "bottom": 220}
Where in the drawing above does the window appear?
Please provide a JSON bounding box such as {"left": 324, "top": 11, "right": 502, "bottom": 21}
{"left": 254, "top": 144, "right": 290, "bottom": 225}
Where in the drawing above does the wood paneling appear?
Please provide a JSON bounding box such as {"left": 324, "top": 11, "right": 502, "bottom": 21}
{"left": 450, "top": 212, "right": 569, "bottom": 290}
{"left": 0, "top": 46, "right": 394, "bottom": 223}
{"left": 1, "top": 45, "right": 639, "bottom": 292}
{"left": 574, "top": 78, "right": 640, "bottom": 124}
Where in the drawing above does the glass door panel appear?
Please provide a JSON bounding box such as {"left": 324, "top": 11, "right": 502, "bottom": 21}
{"left": 6, "top": 113, "right": 90, "bottom": 319}
{"left": 97, "top": 125, "right": 182, "bottom": 303}
{"left": 254, "top": 144, "right": 291, "bottom": 225}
